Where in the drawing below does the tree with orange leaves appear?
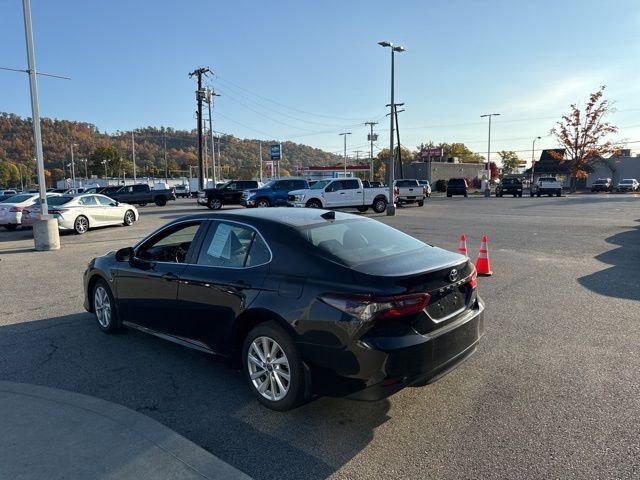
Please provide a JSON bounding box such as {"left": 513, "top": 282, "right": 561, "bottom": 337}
{"left": 550, "top": 85, "right": 618, "bottom": 192}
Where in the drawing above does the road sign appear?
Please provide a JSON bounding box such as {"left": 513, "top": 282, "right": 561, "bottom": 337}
{"left": 367, "top": 133, "right": 378, "bottom": 141}
{"left": 270, "top": 144, "right": 281, "bottom": 160}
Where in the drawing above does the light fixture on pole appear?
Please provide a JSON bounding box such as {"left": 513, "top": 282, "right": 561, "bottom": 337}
{"left": 378, "top": 41, "right": 405, "bottom": 215}
{"left": 531, "top": 136, "right": 541, "bottom": 185}
{"left": 480, "top": 113, "right": 500, "bottom": 196}
{"left": 70, "top": 143, "right": 78, "bottom": 188}
{"left": 339, "top": 132, "right": 352, "bottom": 178}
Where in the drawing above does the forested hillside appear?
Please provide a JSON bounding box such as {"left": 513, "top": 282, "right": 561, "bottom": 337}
{"left": 0, "top": 113, "right": 340, "bottom": 186}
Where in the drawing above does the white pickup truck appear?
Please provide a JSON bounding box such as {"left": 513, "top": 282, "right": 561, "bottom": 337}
{"left": 288, "top": 178, "right": 391, "bottom": 213}
{"left": 394, "top": 179, "right": 426, "bottom": 206}
{"left": 531, "top": 177, "right": 562, "bottom": 197}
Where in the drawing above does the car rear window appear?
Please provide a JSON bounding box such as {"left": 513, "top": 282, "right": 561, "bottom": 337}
{"left": 1, "top": 194, "right": 33, "bottom": 203}
{"left": 296, "top": 218, "right": 427, "bottom": 266}
{"left": 48, "top": 196, "right": 74, "bottom": 206}
{"left": 448, "top": 179, "right": 466, "bottom": 186}
{"left": 502, "top": 178, "right": 521, "bottom": 185}
{"left": 396, "top": 180, "right": 418, "bottom": 187}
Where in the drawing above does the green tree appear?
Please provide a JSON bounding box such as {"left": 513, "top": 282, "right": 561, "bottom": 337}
{"left": 498, "top": 151, "right": 521, "bottom": 175}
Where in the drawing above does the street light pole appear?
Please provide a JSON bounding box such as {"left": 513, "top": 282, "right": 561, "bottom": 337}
{"left": 131, "top": 132, "right": 136, "bottom": 183}
{"left": 531, "top": 136, "right": 541, "bottom": 185}
{"left": 378, "top": 41, "right": 405, "bottom": 215}
{"left": 22, "top": 0, "right": 59, "bottom": 249}
{"left": 339, "top": 132, "right": 352, "bottom": 178}
{"left": 480, "top": 113, "right": 500, "bottom": 196}
{"left": 365, "top": 121, "right": 378, "bottom": 181}
{"left": 70, "top": 143, "right": 77, "bottom": 188}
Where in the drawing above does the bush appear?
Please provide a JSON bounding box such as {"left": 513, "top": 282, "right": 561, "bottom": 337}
{"left": 435, "top": 179, "right": 447, "bottom": 192}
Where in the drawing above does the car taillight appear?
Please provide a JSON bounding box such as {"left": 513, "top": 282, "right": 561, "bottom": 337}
{"left": 9, "top": 206, "right": 21, "bottom": 212}
{"left": 319, "top": 292, "right": 430, "bottom": 322}
{"left": 423, "top": 187, "right": 427, "bottom": 195}
{"left": 468, "top": 265, "right": 478, "bottom": 289}
{"left": 393, "top": 187, "right": 399, "bottom": 195}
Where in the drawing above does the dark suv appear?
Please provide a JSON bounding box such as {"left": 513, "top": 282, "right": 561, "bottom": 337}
{"left": 495, "top": 177, "right": 523, "bottom": 197}
{"left": 591, "top": 178, "right": 613, "bottom": 192}
{"left": 197, "top": 180, "right": 261, "bottom": 210}
{"left": 446, "top": 178, "right": 468, "bottom": 197}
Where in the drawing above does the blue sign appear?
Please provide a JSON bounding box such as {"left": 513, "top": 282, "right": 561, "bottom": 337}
{"left": 270, "top": 144, "right": 281, "bottom": 160}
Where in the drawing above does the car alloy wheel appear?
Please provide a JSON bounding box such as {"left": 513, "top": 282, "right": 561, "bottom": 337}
{"left": 74, "top": 216, "right": 89, "bottom": 234}
{"left": 124, "top": 210, "right": 135, "bottom": 226}
{"left": 247, "top": 336, "right": 291, "bottom": 402}
{"left": 94, "top": 285, "right": 112, "bottom": 328}
{"left": 208, "top": 198, "right": 222, "bottom": 210}
{"left": 306, "top": 199, "right": 322, "bottom": 209}
{"left": 373, "top": 198, "right": 387, "bottom": 213}
{"left": 256, "top": 199, "right": 270, "bottom": 208}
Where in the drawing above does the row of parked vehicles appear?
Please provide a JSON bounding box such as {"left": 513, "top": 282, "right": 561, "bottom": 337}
{"left": 591, "top": 177, "right": 639, "bottom": 192}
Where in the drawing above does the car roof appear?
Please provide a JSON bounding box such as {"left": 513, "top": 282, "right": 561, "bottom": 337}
{"left": 174, "top": 208, "right": 360, "bottom": 228}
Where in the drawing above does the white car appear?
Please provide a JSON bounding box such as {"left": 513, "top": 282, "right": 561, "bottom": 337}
{"left": 0, "top": 193, "right": 40, "bottom": 230}
{"left": 288, "top": 178, "right": 391, "bottom": 213}
{"left": 615, "top": 179, "right": 639, "bottom": 192}
{"left": 48, "top": 194, "right": 139, "bottom": 234}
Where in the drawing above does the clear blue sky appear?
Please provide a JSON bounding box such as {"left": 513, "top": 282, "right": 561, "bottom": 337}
{"left": 2, "top": 0, "right": 639, "bottom": 161}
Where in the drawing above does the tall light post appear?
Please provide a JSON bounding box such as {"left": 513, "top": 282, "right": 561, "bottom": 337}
{"left": 379, "top": 41, "right": 405, "bottom": 215}
{"left": 131, "top": 132, "right": 136, "bottom": 183}
{"left": 69, "top": 143, "right": 78, "bottom": 188}
{"left": 81, "top": 158, "right": 88, "bottom": 182}
{"left": 531, "top": 136, "right": 541, "bottom": 185}
{"left": 480, "top": 113, "right": 500, "bottom": 196}
{"left": 339, "top": 132, "right": 352, "bottom": 178}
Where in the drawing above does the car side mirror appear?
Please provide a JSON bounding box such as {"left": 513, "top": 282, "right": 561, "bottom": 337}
{"left": 115, "top": 246, "right": 134, "bottom": 263}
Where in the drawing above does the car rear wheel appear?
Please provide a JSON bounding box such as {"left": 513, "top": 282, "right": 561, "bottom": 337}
{"left": 256, "top": 198, "right": 271, "bottom": 208}
{"left": 306, "top": 199, "right": 322, "bottom": 209}
{"left": 93, "top": 280, "right": 120, "bottom": 333}
{"left": 418, "top": 200, "right": 424, "bottom": 206}
{"left": 242, "top": 321, "right": 306, "bottom": 411}
{"left": 123, "top": 210, "right": 135, "bottom": 226}
{"left": 155, "top": 196, "right": 167, "bottom": 207}
{"left": 74, "top": 215, "right": 89, "bottom": 234}
{"left": 208, "top": 197, "right": 223, "bottom": 210}
{"left": 372, "top": 197, "right": 387, "bottom": 213}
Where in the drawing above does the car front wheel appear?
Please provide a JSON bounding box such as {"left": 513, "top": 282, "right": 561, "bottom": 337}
{"left": 92, "top": 279, "right": 121, "bottom": 333}
{"left": 372, "top": 197, "right": 387, "bottom": 213}
{"left": 74, "top": 215, "right": 89, "bottom": 234}
{"left": 242, "top": 321, "right": 306, "bottom": 411}
{"left": 256, "top": 198, "right": 271, "bottom": 208}
{"left": 208, "top": 197, "right": 223, "bottom": 210}
{"left": 123, "top": 210, "right": 136, "bottom": 226}
{"left": 306, "top": 199, "right": 322, "bottom": 209}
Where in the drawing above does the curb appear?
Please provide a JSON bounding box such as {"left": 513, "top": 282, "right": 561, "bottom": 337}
{"left": 0, "top": 381, "right": 252, "bottom": 480}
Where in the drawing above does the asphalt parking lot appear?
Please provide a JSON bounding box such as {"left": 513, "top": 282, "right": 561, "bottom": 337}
{"left": 1, "top": 195, "right": 639, "bottom": 479}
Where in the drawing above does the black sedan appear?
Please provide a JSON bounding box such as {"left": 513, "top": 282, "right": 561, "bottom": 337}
{"left": 83, "top": 208, "right": 484, "bottom": 410}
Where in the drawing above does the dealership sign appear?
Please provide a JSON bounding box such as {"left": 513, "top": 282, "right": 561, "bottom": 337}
{"left": 421, "top": 147, "right": 442, "bottom": 158}
{"left": 270, "top": 144, "right": 281, "bottom": 160}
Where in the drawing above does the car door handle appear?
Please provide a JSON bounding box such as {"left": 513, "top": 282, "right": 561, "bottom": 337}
{"left": 339, "top": 192, "right": 346, "bottom": 194}
{"left": 161, "top": 272, "right": 179, "bottom": 281}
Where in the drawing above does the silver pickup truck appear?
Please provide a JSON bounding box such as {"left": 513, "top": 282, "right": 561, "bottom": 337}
{"left": 288, "top": 178, "right": 391, "bottom": 213}
{"left": 531, "top": 177, "right": 562, "bottom": 197}
{"left": 394, "top": 179, "right": 426, "bottom": 206}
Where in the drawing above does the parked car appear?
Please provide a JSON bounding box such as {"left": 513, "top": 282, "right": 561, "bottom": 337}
{"left": 47, "top": 194, "right": 139, "bottom": 234}
{"left": 418, "top": 180, "right": 432, "bottom": 197}
{"left": 197, "top": 180, "right": 261, "bottom": 209}
{"left": 531, "top": 177, "right": 562, "bottom": 197}
{"left": 0, "top": 189, "right": 18, "bottom": 201}
{"left": 446, "top": 178, "right": 468, "bottom": 197}
{"left": 108, "top": 184, "right": 176, "bottom": 207}
{"left": 288, "top": 178, "right": 390, "bottom": 213}
{"left": 241, "top": 179, "right": 309, "bottom": 207}
{"left": 615, "top": 178, "right": 639, "bottom": 192}
{"left": 591, "top": 178, "right": 613, "bottom": 193}
{"left": 83, "top": 208, "right": 484, "bottom": 411}
{"left": 0, "top": 193, "right": 39, "bottom": 229}
{"left": 19, "top": 193, "right": 64, "bottom": 228}
{"left": 495, "top": 177, "right": 523, "bottom": 197}
{"left": 394, "top": 179, "right": 426, "bottom": 206}
{"left": 175, "top": 184, "right": 191, "bottom": 198}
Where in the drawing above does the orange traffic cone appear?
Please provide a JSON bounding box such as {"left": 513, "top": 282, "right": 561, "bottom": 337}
{"left": 458, "top": 234, "right": 468, "bottom": 256}
{"left": 475, "top": 234, "right": 493, "bottom": 276}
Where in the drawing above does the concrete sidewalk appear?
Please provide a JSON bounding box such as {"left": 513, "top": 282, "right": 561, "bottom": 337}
{"left": 0, "top": 381, "right": 251, "bottom": 480}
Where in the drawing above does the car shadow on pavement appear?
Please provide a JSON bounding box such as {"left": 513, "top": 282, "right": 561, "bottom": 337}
{"left": 577, "top": 223, "right": 640, "bottom": 301}
{"left": 0, "top": 313, "right": 391, "bottom": 480}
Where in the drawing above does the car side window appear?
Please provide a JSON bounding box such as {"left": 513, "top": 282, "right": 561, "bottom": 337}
{"left": 225, "top": 182, "right": 238, "bottom": 191}
{"left": 95, "top": 196, "right": 114, "bottom": 206}
{"left": 344, "top": 180, "right": 359, "bottom": 189}
{"left": 137, "top": 223, "right": 201, "bottom": 263}
{"left": 197, "top": 222, "right": 270, "bottom": 268}
{"left": 79, "top": 196, "right": 98, "bottom": 206}
{"left": 326, "top": 181, "right": 342, "bottom": 192}
{"left": 132, "top": 185, "right": 146, "bottom": 193}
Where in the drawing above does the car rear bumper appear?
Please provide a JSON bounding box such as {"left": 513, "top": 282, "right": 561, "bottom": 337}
{"left": 0, "top": 212, "right": 21, "bottom": 225}
{"left": 303, "top": 299, "right": 485, "bottom": 400}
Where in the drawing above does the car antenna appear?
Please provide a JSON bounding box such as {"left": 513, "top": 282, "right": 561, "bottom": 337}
{"left": 321, "top": 210, "right": 335, "bottom": 220}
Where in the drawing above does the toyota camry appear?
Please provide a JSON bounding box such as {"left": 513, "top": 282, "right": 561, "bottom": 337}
{"left": 83, "top": 208, "right": 484, "bottom": 411}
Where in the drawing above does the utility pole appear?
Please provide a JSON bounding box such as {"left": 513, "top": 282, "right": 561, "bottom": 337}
{"left": 206, "top": 88, "right": 220, "bottom": 186}
{"left": 188, "top": 67, "right": 210, "bottom": 190}
{"left": 480, "top": 113, "right": 500, "bottom": 196}
{"left": 163, "top": 135, "right": 168, "bottom": 182}
{"left": 203, "top": 132, "right": 209, "bottom": 186}
{"left": 339, "top": 132, "right": 352, "bottom": 178}
{"left": 131, "top": 131, "right": 136, "bottom": 183}
{"left": 393, "top": 104, "right": 405, "bottom": 178}
{"left": 365, "top": 121, "right": 378, "bottom": 181}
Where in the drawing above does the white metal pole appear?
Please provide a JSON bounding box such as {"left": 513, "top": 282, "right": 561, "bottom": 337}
{"left": 207, "top": 93, "right": 217, "bottom": 185}
{"left": 259, "top": 142, "right": 263, "bottom": 182}
{"left": 70, "top": 144, "right": 76, "bottom": 188}
{"left": 132, "top": 132, "right": 136, "bottom": 183}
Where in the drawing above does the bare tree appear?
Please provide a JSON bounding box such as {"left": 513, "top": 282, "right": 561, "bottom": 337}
{"left": 550, "top": 85, "right": 618, "bottom": 191}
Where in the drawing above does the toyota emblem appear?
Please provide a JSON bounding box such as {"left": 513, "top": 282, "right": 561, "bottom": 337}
{"left": 448, "top": 269, "right": 458, "bottom": 282}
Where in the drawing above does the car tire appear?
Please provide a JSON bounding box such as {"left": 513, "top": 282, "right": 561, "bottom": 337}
{"left": 242, "top": 321, "right": 307, "bottom": 411}
{"left": 92, "top": 279, "right": 121, "bottom": 334}
{"left": 123, "top": 210, "right": 135, "bottom": 226}
{"left": 372, "top": 197, "right": 387, "bottom": 213}
{"left": 3, "top": 224, "right": 18, "bottom": 230}
{"left": 207, "top": 197, "right": 223, "bottom": 210}
{"left": 137, "top": 203, "right": 147, "bottom": 207}
{"left": 74, "top": 215, "right": 89, "bottom": 235}
{"left": 418, "top": 200, "right": 424, "bottom": 207}
{"left": 155, "top": 196, "right": 167, "bottom": 207}
{"left": 256, "top": 198, "right": 271, "bottom": 208}
{"left": 356, "top": 206, "right": 369, "bottom": 212}
{"left": 306, "top": 199, "right": 322, "bottom": 209}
